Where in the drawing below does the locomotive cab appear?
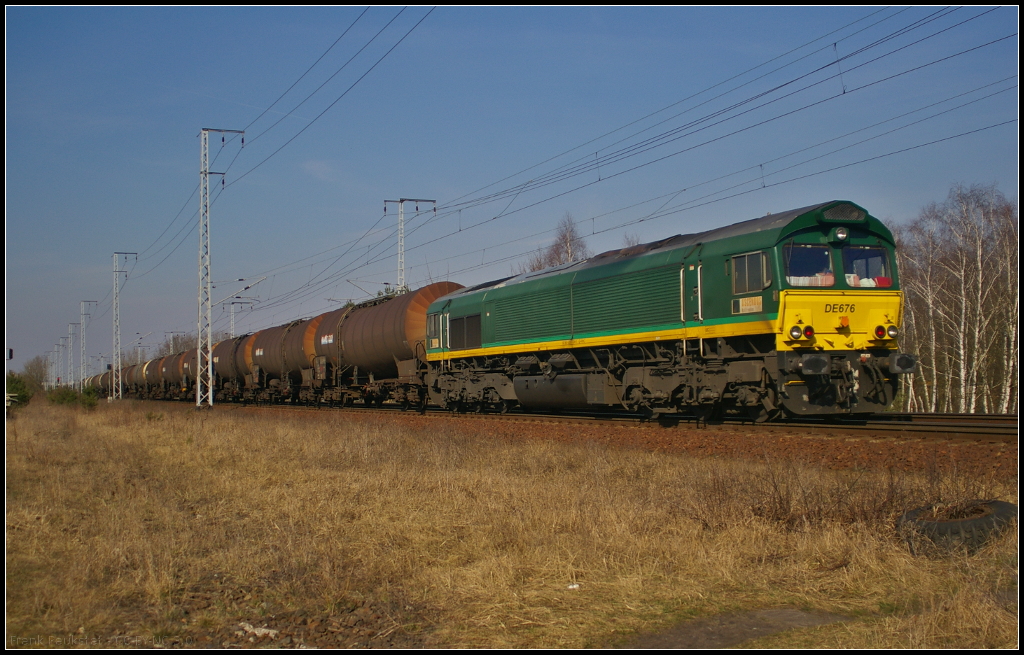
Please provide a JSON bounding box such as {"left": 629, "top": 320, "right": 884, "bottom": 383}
{"left": 771, "top": 202, "right": 916, "bottom": 415}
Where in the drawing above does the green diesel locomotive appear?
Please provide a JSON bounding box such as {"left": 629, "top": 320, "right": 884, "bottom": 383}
{"left": 424, "top": 200, "right": 917, "bottom": 420}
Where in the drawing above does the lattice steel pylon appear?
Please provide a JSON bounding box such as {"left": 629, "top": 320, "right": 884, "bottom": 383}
{"left": 57, "top": 338, "right": 65, "bottom": 388}
{"left": 68, "top": 323, "right": 79, "bottom": 390}
{"left": 384, "top": 198, "right": 435, "bottom": 292}
{"left": 111, "top": 253, "right": 134, "bottom": 400}
{"left": 80, "top": 300, "right": 97, "bottom": 391}
{"left": 198, "top": 128, "right": 243, "bottom": 408}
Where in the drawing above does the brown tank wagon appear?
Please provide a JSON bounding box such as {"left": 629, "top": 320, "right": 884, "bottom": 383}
{"left": 342, "top": 282, "right": 463, "bottom": 380}
{"left": 212, "top": 337, "right": 247, "bottom": 382}
{"left": 96, "top": 282, "right": 463, "bottom": 406}
{"left": 143, "top": 358, "right": 165, "bottom": 385}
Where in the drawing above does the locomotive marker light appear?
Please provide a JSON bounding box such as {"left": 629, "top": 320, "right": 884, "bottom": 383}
{"left": 832, "top": 226, "right": 850, "bottom": 242}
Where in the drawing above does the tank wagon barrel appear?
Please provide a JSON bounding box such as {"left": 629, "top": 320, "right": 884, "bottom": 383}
{"left": 337, "top": 282, "right": 462, "bottom": 379}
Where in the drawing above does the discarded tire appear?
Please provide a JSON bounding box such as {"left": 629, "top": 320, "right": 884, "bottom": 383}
{"left": 897, "top": 500, "right": 1017, "bottom": 553}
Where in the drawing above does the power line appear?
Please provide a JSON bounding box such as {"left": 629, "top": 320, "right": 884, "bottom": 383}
{"left": 133, "top": 9, "right": 954, "bottom": 303}
{"left": 245, "top": 7, "right": 395, "bottom": 146}
{"left": 135, "top": 10, "right": 372, "bottom": 264}
{"left": 437, "top": 7, "right": 903, "bottom": 214}
{"left": 429, "top": 7, "right": 966, "bottom": 218}
{"left": 226, "top": 7, "right": 435, "bottom": 188}
{"left": 225, "top": 109, "right": 1014, "bottom": 337}
{"left": 243, "top": 7, "right": 371, "bottom": 134}
{"left": 428, "top": 8, "right": 998, "bottom": 222}
{"left": 402, "top": 28, "right": 1017, "bottom": 255}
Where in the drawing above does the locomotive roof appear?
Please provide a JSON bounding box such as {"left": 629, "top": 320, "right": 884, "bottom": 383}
{"left": 439, "top": 200, "right": 883, "bottom": 299}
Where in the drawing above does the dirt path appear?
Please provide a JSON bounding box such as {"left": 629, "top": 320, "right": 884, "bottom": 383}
{"left": 623, "top": 608, "right": 850, "bottom": 648}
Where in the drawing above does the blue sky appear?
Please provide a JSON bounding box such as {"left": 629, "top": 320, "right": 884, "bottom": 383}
{"left": 5, "top": 7, "right": 1018, "bottom": 376}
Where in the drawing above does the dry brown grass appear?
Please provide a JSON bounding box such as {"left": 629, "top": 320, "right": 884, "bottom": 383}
{"left": 6, "top": 399, "right": 1017, "bottom": 648}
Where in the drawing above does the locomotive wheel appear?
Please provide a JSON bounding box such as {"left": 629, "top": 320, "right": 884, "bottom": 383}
{"left": 897, "top": 500, "right": 1017, "bottom": 554}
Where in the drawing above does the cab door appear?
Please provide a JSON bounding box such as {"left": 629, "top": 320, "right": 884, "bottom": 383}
{"left": 682, "top": 260, "right": 703, "bottom": 324}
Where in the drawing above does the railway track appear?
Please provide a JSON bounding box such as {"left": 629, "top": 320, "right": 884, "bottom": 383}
{"left": 230, "top": 401, "right": 1017, "bottom": 446}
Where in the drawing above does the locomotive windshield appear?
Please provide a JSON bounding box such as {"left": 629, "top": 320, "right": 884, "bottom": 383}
{"left": 783, "top": 244, "right": 834, "bottom": 287}
{"left": 842, "top": 247, "right": 892, "bottom": 288}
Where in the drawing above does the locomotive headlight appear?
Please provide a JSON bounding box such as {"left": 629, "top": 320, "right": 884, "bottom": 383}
{"left": 887, "top": 325, "right": 899, "bottom": 338}
{"left": 874, "top": 325, "right": 887, "bottom": 339}
{"left": 789, "top": 325, "right": 803, "bottom": 339}
{"left": 834, "top": 226, "right": 849, "bottom": 241}
{"left": 803, "top": 325, "right": 815, "bottom": 338}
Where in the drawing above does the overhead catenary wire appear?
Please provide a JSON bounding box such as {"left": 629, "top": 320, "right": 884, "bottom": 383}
{"left": 134, "top": 8, "right": 373, "bottom": 264}
{"left": 227, "top": 8, "right": 999, "bottom": 310}
{"left": 424, "top": 8, "right": 1000, "bottom": 222}
{"left": 225, "top": 7, "right": 435, "bottom": 189}
{"left": 385, "top": 78, "right": 1019, "bottom": 283}
{"left": 402, "top": 30, "right": 1018, "bottom": 254}
{"left": 133, "top": 7, "right": 435, "bottom": 282}
{"left": 222, "top": 114, "right": 1016, "bottom": 339}
{"left": 401, "top": 119, "right": 1020, "bottom": 287}
{"left": 428, "top": 6, "right": 968, "bottom": 218}
{"left": 242, "top": 7, "right": 371, "bottom": 135}
{"left": 234, "top": 99, "right": 1017, "bottom": 329}
{"left": 137, "top": 8, "right": 975, "bottom": 290}
{"left": 436, "top": 6, "right": 903, "bottom": 213}
{"left": 89, "top": 8, "right": 1014, "bottom": 344}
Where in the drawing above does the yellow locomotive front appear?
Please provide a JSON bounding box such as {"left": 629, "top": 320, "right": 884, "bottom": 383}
{"left": 772, "top": 220, "right": 916, "bottom": 415}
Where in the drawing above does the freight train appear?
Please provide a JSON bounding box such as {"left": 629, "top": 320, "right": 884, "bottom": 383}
{"left": 88, "top": 200, "right": 917, "bottom": 421}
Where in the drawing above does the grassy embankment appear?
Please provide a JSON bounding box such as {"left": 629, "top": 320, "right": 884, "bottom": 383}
{"left": 6, "top": 399, "right": 1017, "bottom": 648}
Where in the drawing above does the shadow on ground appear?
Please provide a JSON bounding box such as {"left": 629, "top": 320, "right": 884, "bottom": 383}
{"left": 622, "top": 608, "right": 850, "bottom": 648}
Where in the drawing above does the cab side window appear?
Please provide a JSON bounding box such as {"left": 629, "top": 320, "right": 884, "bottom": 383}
{"left": 427, "top": 314, "right": 440, "bottom": 349}
{"left": 732, "top": 251, "right": 772, "bottom": 294}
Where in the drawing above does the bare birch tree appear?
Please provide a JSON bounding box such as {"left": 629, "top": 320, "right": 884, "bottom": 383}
{"left": 896, "top": 184, "right": 1018, "bottom": 413}
{"left": 514, "top": 212, "right": 592, "bottom": 274}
